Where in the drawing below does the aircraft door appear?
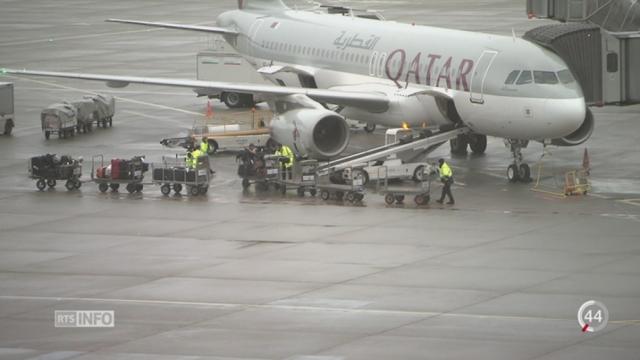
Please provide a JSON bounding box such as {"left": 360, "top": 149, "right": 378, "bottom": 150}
{"left": 470, "top": 50, "right": 498, "bottom": 104}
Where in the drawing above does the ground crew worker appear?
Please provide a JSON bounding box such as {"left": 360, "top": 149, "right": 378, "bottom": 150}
{"left": 436, "top": 158, "right": 455, "bottom": 205}
{"left": 275, "top": 143, "right": 294, "bottom": 180}
{"left": 187, "top": 146, "right": 203, "bottom": 169}
{"left": 200, "top": 137, "right": 210, "bottom": 154}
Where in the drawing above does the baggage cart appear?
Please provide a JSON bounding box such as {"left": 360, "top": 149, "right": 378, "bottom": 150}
{"left": 271, "top": 158, "right": 319, "bottom": 197}
{"left": 92, "top": 155, "right": 149, "bottom": 193}
{"left": 64, "top": 99, "right": 97, "bottom": 133}
{"left": 0, "top": 82, "right": 14, "bottom": 136}
{"left": 152, "top": 154, "right": 211, "bottom": 196}
{"left": 317, "top": 167, "right": 366, "bottom": 204}
{"left": 236, "top": 145, "right": 281, "bottom": 191}
{"left": 41, "top": 103, "right": 77, "bottom": 139}
{"left": 28, "top": 154, "right": 82, "bottom": 191}
{"left": 374, "top": 165, "right": 435, "bottom": 206}
{"left": 83, "top": 94, "right": 115, "bottom": 128}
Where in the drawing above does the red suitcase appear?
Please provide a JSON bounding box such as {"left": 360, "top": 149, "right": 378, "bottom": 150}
{"left": 111, "top": 159, "right": 121, "bottom": 180}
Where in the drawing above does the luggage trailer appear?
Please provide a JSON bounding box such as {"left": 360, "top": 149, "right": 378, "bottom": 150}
{"left": 152, "top": 155, "right": 211, "bottom": 196}
{"left": 91, "top": 155, "right": 149, "bottom": 194}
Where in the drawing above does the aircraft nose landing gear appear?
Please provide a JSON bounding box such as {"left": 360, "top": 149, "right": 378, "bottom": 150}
{"left": 505, "top": 139, "right": 531, "bottom": 183}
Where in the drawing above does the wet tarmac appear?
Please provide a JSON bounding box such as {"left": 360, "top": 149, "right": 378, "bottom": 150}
{"left": 0, "top": 1, "right": 639, "bottom": 359}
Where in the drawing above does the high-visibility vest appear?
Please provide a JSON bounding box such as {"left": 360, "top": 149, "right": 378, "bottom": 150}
{"left": 440, "top": 162, "right": 453, "bottom": 178}
{"left": 189, "top": 149, "right": 203, "bottom": 168}
{"left": 200, "top": 141, "right": 209, "bottom": 154}
{"left": 277, "top": 145, "right": 294, "bottom": 168}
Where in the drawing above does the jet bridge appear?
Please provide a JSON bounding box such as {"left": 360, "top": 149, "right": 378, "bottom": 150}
{"left": 525, "top": 0, "right": 640, "bottom": 105}
{"left": 317, "top": 127, "right": 470, "bottom": 175}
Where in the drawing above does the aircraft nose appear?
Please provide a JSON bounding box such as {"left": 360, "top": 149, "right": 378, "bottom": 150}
{"left": 545, "top": 97, "right": 587, "bottom": 137}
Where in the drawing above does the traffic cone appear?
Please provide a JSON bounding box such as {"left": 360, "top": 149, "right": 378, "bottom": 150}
{"left": 582, "top": 148, "right": 590, "bottom": 175}
{"left": 206, "top": 101, "right": 213, "bottom": 119}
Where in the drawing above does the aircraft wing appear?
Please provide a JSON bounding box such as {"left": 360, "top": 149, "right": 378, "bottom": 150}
{"left": 2, "top": 69, "right": 390, "bottom": 113}
{"left": 106, "top": 19, "right": 238, "bottom": 36}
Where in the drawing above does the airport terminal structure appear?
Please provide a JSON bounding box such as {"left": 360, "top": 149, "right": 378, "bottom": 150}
{"left": 0, "top": 0, "right": 639, "bottom": 359}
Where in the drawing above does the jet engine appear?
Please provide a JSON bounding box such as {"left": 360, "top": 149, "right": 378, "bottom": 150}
{"left": 551, "top": 108, "right": 595, "bottom": 146}
{"left": 270, "top": 108, "right": 350, "bottom": 160}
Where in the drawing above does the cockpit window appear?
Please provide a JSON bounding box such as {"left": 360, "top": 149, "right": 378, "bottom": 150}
{"left": 504, "top": 70, "right": 520, "bottom": 85}
{"left": 516, "top": 70, "right": 532, "bottom": 85}
{"left": 534, "top": 71, "right": 559, "bottom": 85}
{"left": 557, "top": 69, "right": 575, "bottom": 84}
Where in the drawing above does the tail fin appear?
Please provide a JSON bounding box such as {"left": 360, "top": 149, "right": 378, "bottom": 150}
{"left": 238, "top": 0, "right": 287, "bottom": 10}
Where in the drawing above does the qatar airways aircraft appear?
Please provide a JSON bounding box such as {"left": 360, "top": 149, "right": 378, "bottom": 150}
{"left": 4, "top": 0, "right": 594, "bottom": 182}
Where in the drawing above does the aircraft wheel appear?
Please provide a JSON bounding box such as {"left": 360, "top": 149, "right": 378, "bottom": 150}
{"left": 450, "top": 135, "right": 468, "bottom": 155}
{"left": 519, "top": 163, "right": 531, "bottom": 182}
{"left": 469, "top": 134, "right": 487, "bottom": 154}
{"left": 507, "top": 164, "right": 520, "bottom": 183}
{"left": 36, "top": 179, "right": 46, "bottom": 191}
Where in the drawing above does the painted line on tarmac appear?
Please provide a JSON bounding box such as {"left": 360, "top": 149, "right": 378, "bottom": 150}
{"left": 5, "top": 75, "right": 203, "bottom": 116}
{"left": 618, "top": 198, "right": 640, "bottom": 207}
{"left": 122, "top": 110, "right": 192, "bottom": 126}
{"left": 5, "top": 294, "right": 639, "bottom": 325}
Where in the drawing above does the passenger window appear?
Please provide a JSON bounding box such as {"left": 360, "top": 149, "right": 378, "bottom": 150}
{"left": 557, "top": 69, "right": 575, "bottom": 84}
{"left": 516, "top": 70, "right": 533, "bottom": 85}
{"left": 504, "top": 70, "right": 520, "bottom": 85}
{"left": 533, "top": 71, "right": 559, "bottom": 84}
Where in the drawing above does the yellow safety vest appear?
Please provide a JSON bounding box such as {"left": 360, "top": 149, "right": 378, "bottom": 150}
{"left": 276, "top": 145, "right": 294, "bottom": 168}
{"left": 200, "top": 141, "right": 209, "bottom": 154}
{"left": 440, "top": 162, "right": 453, "bottom": 178}
{"left": 188, "top": 149, "right": 203, "bottom": 168}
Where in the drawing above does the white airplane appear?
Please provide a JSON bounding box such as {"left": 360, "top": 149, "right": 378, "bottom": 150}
{"left": 3, "top": 0, "right": 594, "bottom": 182}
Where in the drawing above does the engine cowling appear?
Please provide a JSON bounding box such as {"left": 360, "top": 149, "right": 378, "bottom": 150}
{"left": 270, "top": 108, "right": 350, "bottom": 160}
{"left": 551, "top": 108, "right": 595, "bottom": 146}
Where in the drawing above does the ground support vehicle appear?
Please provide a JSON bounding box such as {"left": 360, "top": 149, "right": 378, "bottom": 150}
{"left": 41, "top": 103, "right": 77, "bottom": 139}
{"left": 0, "top": 82, "right": 14, "bottom": 136}
{"left": 237, "top": 146, "right": 281, "bottom": 191}
{"left": 271, "top": 159, "right": 319, "bottom": 197}
{"left": 83, "top": 94, "right": 115, "bottom": 128}
{"left": 65, "top": 99, "right": 97, "bottom": 133}
{"left": 152, "top": 155, "right": 211, "bottom": 196}
{"left": 374, "top": 166, "right": 435, "bottom": 206}
{"left": 28, "top": 154, "right": 82, "bottom": 191}
{"left": 92, "top": 155, "right": 149, "bottom": 194}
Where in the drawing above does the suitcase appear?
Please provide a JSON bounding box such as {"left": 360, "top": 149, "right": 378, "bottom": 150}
{"left": 111, "top": 159, "right": 121, "bottom": 180}
{"left": 96, "top": 166, "right": 105, "bottom": 179}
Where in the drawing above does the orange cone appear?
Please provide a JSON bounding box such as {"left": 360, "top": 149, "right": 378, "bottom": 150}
{"left": 206, "top": 101, "right": 213, "bottom": 118}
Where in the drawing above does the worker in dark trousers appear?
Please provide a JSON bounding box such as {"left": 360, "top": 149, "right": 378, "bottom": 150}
{"left": 436, "top": 158, "right": 455, "bottom": 205}
{"left": 274, "top": 143, "right": 294, "bottom": 180}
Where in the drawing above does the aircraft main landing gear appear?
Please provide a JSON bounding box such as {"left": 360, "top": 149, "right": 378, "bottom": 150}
{"left": 505, "top": 139, "right": 531, "bottom": 183}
